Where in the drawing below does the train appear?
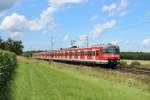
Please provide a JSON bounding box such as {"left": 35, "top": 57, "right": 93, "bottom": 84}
{"left": 32, "top": 44, "right": 121, "bottom": 68}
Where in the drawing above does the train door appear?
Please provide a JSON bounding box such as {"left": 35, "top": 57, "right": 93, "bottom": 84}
{"left": 84, "top": 49, "right": 87, "bottom": 60}
{"left": 77, "top": 49, "right": 80, "bottom": 60}
{"left": 69, "top": 50, "right": 72, "bottom": 59}
{"left": 74, "top": 50, "right": 78, "bottom": 59}
{"left": 80, "top": 49, "right": 84, "bottom": 60}
{"left": 92, "top": 48, "right": 96, "bottom": 60}
{"left": 96, "top": 48, "right": 102, "bottom": 60}
{"left": 87, "top": 48, "right": 93, "bottom": 60}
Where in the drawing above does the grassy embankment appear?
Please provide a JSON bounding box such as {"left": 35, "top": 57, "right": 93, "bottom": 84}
{"left": 121, "top": 59, "right": 150, "bottom": 68}
{"left": 122, "top": 59, "right": 150, "bottom": 64}
{"left": 1, "top": 57, "right": 150, "bottom": 100}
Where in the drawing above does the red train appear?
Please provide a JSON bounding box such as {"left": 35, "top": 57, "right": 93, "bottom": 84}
{"left": 32, "top": 44, "right": 120, "bottom": 68}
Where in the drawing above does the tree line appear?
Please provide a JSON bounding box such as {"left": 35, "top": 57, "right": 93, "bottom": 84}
{"left": 0, "top": 38, "right": 24, "bottom": 55}
{"left": 121, "top": 52, "right": 150, "bottom": 60}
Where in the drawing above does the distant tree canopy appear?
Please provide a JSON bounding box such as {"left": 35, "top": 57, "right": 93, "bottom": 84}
{"left": 23, "top": 50, "right": 47, "bottom": 57}
{"left": 121, "top": 52, "right": 150, "bottom": 60}
{"left": 0, "top": 38, "right": 24, "bottom": 55}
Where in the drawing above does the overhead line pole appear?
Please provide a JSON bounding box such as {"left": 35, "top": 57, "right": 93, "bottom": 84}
{"left": 51, "top": 36, "right": 53, "bottom": 50}
{"left": 86, "top": 36, "right": 88, "bottom": 48}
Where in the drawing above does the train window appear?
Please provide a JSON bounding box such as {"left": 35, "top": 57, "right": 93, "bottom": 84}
{"left": 65, "top": 53, "right": 67, "bottom": 56}
{"left": 96, "top": 51, "right": 99, "bottom": 56}
{"left": 88, "top": 52, "right": 92, "bottom": 56}
{"left": 84, "top": 52, "right": 87, "bottom": 56}
{"left": 81, "top": 52, "right": 84, "bottom": 56}
{"left": 77, "top": 52, "right": 81, "bottom": 56}
{"left": 72, "top": 52, "right": 74, "bottom": 56}
{"left": 69, "top": 52, "right": 72, "bottom": 56}
{"left": 92, "top": 51, "right": 95, "bottom": 56}
{"left": 76, "top": 52, "right": 79, "bottom": 56}
{"left": 75, "top": 52, "right": 78, "bottom": 56}
{"left": 103, "top": 49, "right": 120, "bottom": 54}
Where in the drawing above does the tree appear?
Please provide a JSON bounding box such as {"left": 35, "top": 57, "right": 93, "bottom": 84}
{"left": 0, "top": 38, "right": 24, "bottom": 55}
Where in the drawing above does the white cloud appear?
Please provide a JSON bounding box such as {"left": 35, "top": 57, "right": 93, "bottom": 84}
{"left": 119, "top": 0, "right": 128, "bottom": 10}
{"left": 109, "top": 40, "right": 119, "bottom": 45}
{"left": 0, "top": 0, "right": 18, "bottom": 13}
{"left": 29, "top": 6, "right": 56, "bottom": 31}
{"left": 124, "top": 40, "right": 130, "bottom": 45}
{"left": 102, "top": 3, "right": 117, "bottom": 16}
{"left": 80, "top": 35, "right": 87, "bottom": 41}
{"left": 90, "top": 20, "right": 117, "bottom": 38}
{"left": 90, "top": 16, "right": 98, "bottom": 21}
{"left": 142, "top": 38, "right": 150, "bottom": 47}
{"left": 145, "top": 11, "right": 150, "bottom": 17}
{"left": 10, "top": 32, "right": 21, "bottom": 40}
{"left": 0, "top": 0, "right": 86, "bottom": 37}
{"left": 0, "top": 13, "right": 29, "bottom": 32}
{"left": 64, "top": 35, "right": 69, "bottom": 40}
{"left": 119, "top": 11, "right": 127, "bottom": 16}
{"left": 49, "top": 0, "right": 87, "bottom": 6}
{"left": 102, "top": 0, "right": 128, "bottom": 16}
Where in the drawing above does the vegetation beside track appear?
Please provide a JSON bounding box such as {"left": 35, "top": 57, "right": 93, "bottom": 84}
{"left": 1, "top": 57, "right": 149, "bottom": 100}
{"left": 121, "top": 52, "right": 150, "bottom": 60}
{"left": 0, "top": 50, "right": 16, "bottom": 89}
{"left": 122, "top": 59, "right": 150, "bottom": 65}
{"left": 0, "top": 50, "right": 16, "bottom": 100}
{"left": 120, "top": 60, "right": 150, "bottom": 69}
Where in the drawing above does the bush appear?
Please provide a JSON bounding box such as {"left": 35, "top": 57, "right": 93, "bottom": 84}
{"left": 120, "top": 61, "right": 128, "bottom": 67}
{"left": 0, "top": 50, "right": 16, "bottom": 89}
{"left": 130, "top": 61, "right": 141, "bottom": 67}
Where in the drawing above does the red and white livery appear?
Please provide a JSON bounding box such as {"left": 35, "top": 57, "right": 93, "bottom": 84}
{"left": 32, "top": 44, "right": 120, "bottom": 67}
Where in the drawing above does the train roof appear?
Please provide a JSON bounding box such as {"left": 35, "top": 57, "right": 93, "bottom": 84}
{"left": 33, "top": 44, "right": 119, "bottom": 54}
{"left": 91, "top": 44, "right": 119, "bottom": 49}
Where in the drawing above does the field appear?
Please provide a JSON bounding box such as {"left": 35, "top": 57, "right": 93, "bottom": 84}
{"left": 122, "top": 59, "right": 150, "bottom": 65}
{"left": 1, "top": 57, "right": 150, "bottom": 100}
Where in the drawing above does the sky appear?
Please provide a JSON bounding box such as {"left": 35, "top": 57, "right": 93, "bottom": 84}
{"left": 0, "top": 0, "right": 150, "bottom": 52}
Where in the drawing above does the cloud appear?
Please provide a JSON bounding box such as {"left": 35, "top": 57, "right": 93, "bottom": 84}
{"left": 109, "top": 40, "right": 119, "bottom": 45}
{"left": 0, "top": 13, "right": 29, "bottom": 32}
{"left": 10, "top": 32, "right": 21, "bottom": 40}
{"left": 80, "top": 35, "right": 88, "bottom": 41}
{"left": 142, "top": 38, "right": 150, "bottom": 47}
{"left": 29, "top": 6, "right": 56, "bottom": 31}
{"left": 49, "top": 0, "right": 87, "bottom": 6}
{"left": 102, "top": 0, "right": 128, "bottom": 16}
{"left": 145, "top": 11, "right": 150, "bottom": 17}
{"left": 64, "top": 35, "right": 69, "bottom": 40}
{"left": 90, "top": 16, "right": 98, "bottom": 21}
{"left": 0, "top": 0, "right": 86, "bottom": 37}
{"left": 102, "top": 3, "right": 117, "bottom": 16}
{"left": 0, "top": 0, "right": 18, "bottom": 13}
{"left": 119, "top": 0, "right": 128, "bottom": 10}
{"left": 90, "top": 20, "right": 117, "bottom": 38}
{"left": 119, "top": 11, "right": 127, "bottom": 16}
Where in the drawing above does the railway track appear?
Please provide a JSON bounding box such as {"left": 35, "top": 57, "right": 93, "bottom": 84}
{"left": 52, "top": 61, "right": 150, "bottom": 75}
{"left": 116, "top": 67, "right": 150, "bottom": 75}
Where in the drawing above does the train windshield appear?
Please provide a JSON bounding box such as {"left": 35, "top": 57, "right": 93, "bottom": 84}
{"left": 103, "top": 48, "right": 120, "bottom": 54}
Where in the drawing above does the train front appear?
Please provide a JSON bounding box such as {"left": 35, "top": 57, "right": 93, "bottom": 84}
{"left": 101, "top": 45, "right": 120, "bottom": 67}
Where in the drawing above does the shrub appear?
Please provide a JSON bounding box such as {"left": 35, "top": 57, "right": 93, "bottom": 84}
{"left": 120, "top": 61, "right": 128, "bottom": 67}
{"left": 130, "top": 61, "right": 141, "bottom": 67}
{"left": 0, "top": 50, "right": 16, "bottom": 89}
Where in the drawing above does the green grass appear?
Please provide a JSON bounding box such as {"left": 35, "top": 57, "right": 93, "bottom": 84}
{"left": 1, "top": 57, "right": 150, "bottom": 100}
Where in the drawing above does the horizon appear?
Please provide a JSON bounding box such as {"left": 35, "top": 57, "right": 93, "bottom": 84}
{"left": 0, "top": 0, "right": 150, "bottom": 52}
